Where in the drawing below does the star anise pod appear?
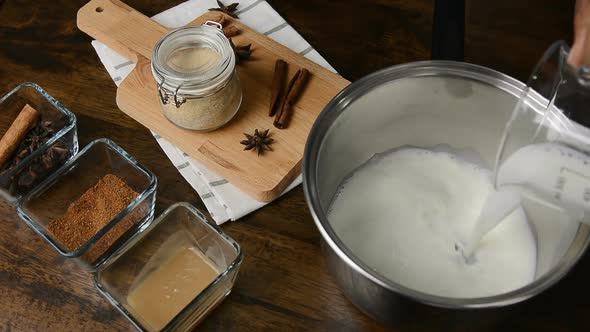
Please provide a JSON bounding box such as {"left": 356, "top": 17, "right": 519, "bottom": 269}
{"left": 229, "top": 38, "right": 252, "bottom": 63}
{"left": 208, "top": 0, "right": 239, "bottom": 19}
{"left": 240, "top": 129, "right": 274, "bottom": 156}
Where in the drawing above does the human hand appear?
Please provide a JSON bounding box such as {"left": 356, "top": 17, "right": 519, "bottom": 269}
{"left": 570, "top": 0, "right": 590, "bottom": 66}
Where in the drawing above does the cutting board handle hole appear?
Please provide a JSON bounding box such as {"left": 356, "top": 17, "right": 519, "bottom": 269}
{"left": 95, "top": 7, "right": 103, "bottom": 13}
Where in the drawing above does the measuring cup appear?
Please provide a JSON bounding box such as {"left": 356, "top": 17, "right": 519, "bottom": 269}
{"left": 494, "top": 41, "right": 590, "bottom": 219}
{"left": 460, "top": 41, "right": 590, "bottom": 257}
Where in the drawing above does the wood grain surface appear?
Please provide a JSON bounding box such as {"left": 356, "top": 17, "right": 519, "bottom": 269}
{"left": 78, "top": 1, "right": 350, "bottom": 202}
{"left": 0, "top": 0, "right": 588, "bottom": 331}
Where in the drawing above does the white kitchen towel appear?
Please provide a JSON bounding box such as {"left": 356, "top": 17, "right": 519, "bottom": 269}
{"left": 91, "top": 0, "right": 336, "bottom": 224}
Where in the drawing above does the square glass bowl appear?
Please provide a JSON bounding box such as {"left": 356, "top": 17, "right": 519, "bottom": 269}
{"left": 95, "top": 202, "right": 242, "bottom": 332}
{"left": 0, "top": 82, "right": 78, "bottom": 203}
{"left": 16, "top": 138, "right": 157, "bottom": 270}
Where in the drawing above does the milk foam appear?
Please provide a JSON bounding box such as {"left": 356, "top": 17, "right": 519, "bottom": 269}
{"left": 328, "top": 148, "right": 537, "bottom": 298}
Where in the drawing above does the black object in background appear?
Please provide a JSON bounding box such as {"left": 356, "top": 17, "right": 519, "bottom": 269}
{"left": 431, "top": 0, "right": 465, "bottom": 61}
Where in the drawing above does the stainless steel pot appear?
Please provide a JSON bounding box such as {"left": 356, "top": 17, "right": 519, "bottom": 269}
{"left": 302, "top": 61, "right": 590, "bottom": 325}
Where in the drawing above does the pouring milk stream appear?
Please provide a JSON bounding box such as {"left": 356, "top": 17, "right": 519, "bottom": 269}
{"left": 327, "top": 41, "right": 590, "bottom": 298}
{"left": 462, "top": 41, "right": 590, "bottom": 259}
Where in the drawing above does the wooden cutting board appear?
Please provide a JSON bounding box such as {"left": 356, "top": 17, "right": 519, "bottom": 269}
{"left": 77, "top": 0, "right": 350, "bottom": 202}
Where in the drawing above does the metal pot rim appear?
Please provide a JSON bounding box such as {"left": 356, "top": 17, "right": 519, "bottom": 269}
{"left": 302, "top": 60, "right": 590, "bottom": 309}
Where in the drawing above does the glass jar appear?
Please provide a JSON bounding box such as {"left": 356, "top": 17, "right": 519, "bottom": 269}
{"left": 151, "top": 22, "right": 242, "bottom": 131}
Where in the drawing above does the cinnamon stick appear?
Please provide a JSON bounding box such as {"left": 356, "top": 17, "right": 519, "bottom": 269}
{"left": 269, "top": 59, "right": 287, "bottom": 116}
{"left": 274, "top": 68, "right": 310, "bottom": 129}
{"left": 223, "top": 25, "right": 240, "bottom": 37}
{"left": 0, "top": 104, "right": 39, "bottom": 167}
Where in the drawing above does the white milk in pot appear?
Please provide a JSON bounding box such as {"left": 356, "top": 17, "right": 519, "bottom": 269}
{"left": 326, "top": 43, "right": 588, "bottom": 299}
{"left": 328, "top": 147, "right": 538, "bottom": 298}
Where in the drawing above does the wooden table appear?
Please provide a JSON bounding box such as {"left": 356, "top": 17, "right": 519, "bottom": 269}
{"left": 0, "top": 0, "right": 587, "bottom": 331}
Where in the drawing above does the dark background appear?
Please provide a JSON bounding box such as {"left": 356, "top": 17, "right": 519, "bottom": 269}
{"left": 0, "top": 0, "right": 587, "bottom": 331}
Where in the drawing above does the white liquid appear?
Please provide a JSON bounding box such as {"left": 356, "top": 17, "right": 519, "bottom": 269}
{"left": 328, "top": 148, "right": 537, "bottom": 298}
{"left": 463, "top": 186, "right": 522, "bottom": 257}
{"left": 498, "top": 142, "right": 590, "bottom": 216}
{"left": 464, "top": 142, "right": 590, "bottom": 256}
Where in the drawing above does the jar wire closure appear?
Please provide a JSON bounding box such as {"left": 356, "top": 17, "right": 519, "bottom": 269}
{"left": 152, "top": 22, "right": 236, "bottom": 108}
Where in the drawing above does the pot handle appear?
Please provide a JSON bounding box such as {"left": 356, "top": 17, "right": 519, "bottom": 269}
{"left": 431, "top": 0, "right": 465, "bottom": 61}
